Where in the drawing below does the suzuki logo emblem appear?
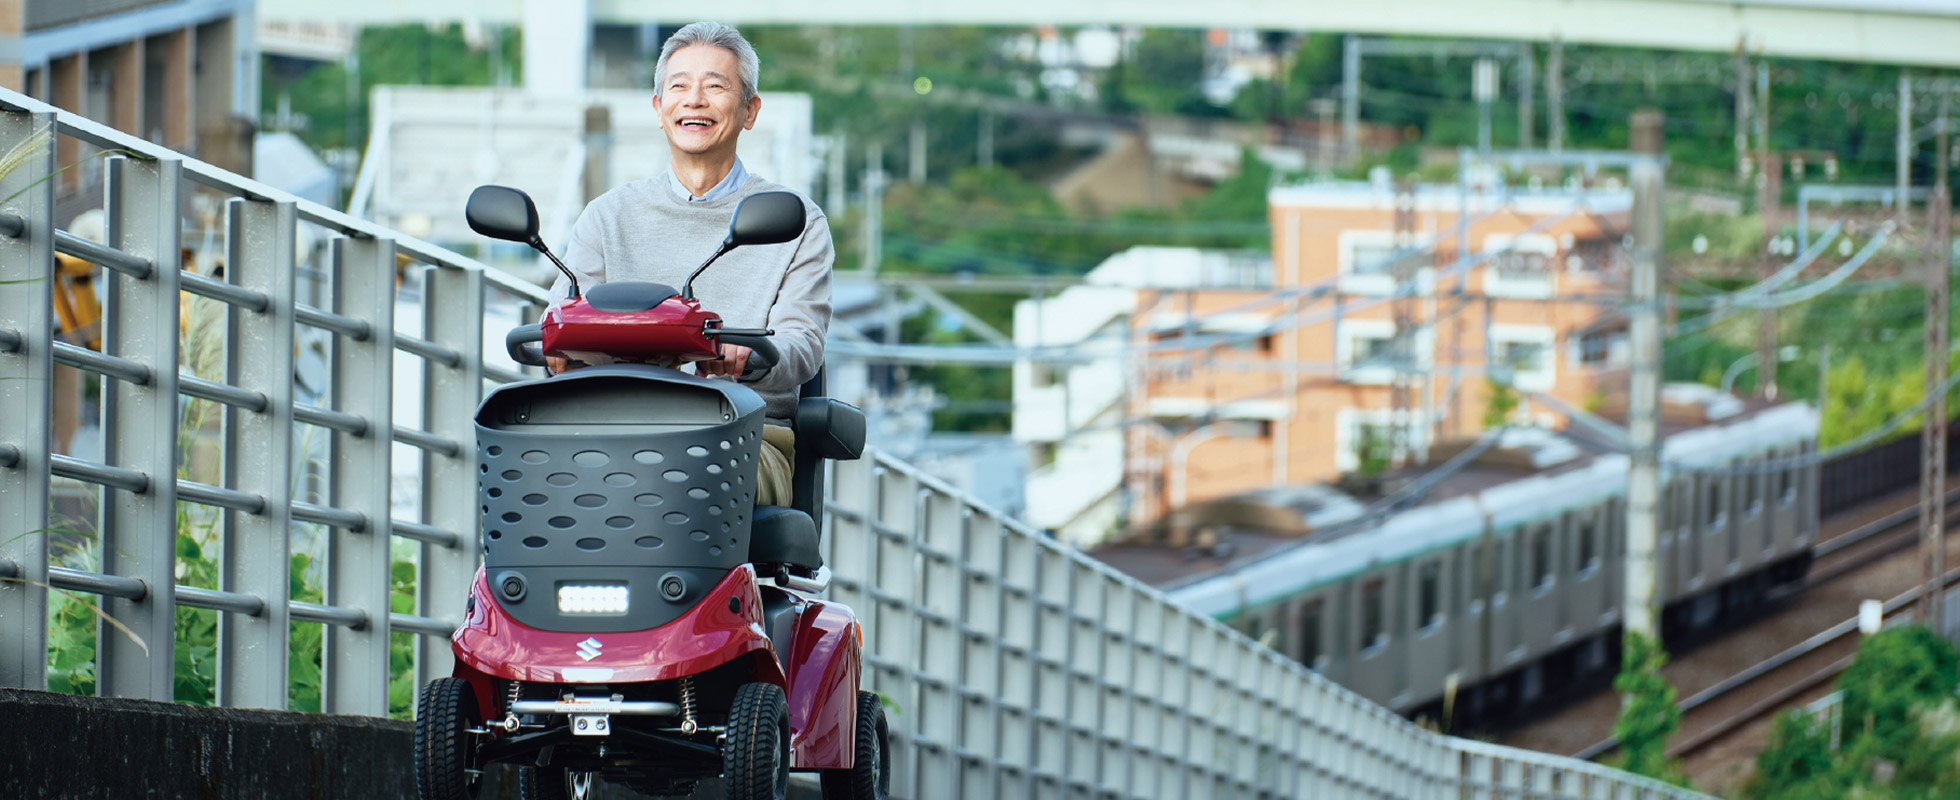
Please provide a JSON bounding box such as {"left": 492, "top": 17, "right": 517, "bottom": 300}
{"left": 577, "top": 637, "right": 603, "bottom": 662}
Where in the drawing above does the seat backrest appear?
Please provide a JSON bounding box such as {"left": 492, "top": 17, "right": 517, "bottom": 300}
{"left": 790, "top": 368, "right": 828, "bottom": 527}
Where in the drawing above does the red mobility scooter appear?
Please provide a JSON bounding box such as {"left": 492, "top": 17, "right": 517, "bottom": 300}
{"left": 413, "top": 185, "right": 886, "bottom": 800}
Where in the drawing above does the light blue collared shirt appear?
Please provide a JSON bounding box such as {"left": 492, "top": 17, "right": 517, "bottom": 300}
{"left": 668, "top": 158, "right": 750, "bottom": 203}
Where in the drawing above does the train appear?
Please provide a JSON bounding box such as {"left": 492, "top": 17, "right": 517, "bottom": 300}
{"left": 1092, "top": 387, "right": 1833, "bottom": 727}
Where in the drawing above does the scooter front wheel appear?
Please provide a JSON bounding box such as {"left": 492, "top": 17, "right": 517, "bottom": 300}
{"left": 722, "top": 681, "right": 790, "bottom": 800}
{"left": 414, "top": 678, "right": 482, "bottom": 800}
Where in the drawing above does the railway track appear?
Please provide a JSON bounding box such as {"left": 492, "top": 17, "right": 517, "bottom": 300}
{"left": 1567, "top": 486, "right": 1960, "bottom": 764}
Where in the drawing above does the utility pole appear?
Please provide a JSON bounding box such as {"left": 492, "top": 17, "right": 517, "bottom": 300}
{"left": 1518, "top": 45, "right": 1535, "bottom": 150}
{"left": 1547, "top": 38, "right": 1564, "bottom": 155}
{"left": 1734, "top": 44, "right": 1751, "bottom": 180}
{"left": 1391, "top": 179, "right": 1418, "bottom": 466}
{"left": 1924, "top": 87, "right": 1951, "bottom": 634}
{"left": 862, "top": 142, "right": 884, "bottom": 277}
{"left": 1899, "top": 72, "right": 1914, "bottom": 225}
{"left": 1342, "top": 35, "right": 1361, "bottom": 160}
{"left": 826, "top": 132, "right": 847, "bottom": 216}
{"left": 908, "top": 120, "right": 927, "bottom": 185}
{"left": 978, "top": 108, "right": 994, "bottom": 168}
{"left": 1626, "top": 109, "right": 1666, "bottom": 641}
{"left": 1758, "top": 153, "right": 1781, "bottom": 400}
{"left": 1474, "top": 57, "right": 1498, "bottom": 156}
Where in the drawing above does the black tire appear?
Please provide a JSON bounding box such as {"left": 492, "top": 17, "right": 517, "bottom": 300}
{"left": 722, "top": 682, "right": 791, "bottom": 800}
{"left": 820, "top": 691, "right": 890, "bottom": 800}
{"left": 414, "top": 677, "right": 482, "bottom": 800}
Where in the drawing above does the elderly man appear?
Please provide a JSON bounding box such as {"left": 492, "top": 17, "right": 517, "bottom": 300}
{"left": 548, "top": 21, "right": 833, "bottom": 507}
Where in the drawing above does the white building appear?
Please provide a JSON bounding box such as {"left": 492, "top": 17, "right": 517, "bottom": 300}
{"left": 1013, "top": 246, "right": 1271, "bottom": 545}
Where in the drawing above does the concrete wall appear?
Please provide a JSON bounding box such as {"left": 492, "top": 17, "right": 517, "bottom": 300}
{"left": 0, "top": 688, "right": 829, "bottom": 799}
{"left": 0, "top": 687, "right": 415, "bottom": 798}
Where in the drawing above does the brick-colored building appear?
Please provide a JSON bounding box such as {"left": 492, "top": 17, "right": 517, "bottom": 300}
{"left": 1123, "top": 177, "right": 1633, "bottom": 523}
{"left": 1, "top": 0, "right": 258, "bottom": 187}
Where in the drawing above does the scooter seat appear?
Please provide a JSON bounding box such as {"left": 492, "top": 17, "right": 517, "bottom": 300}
{"left": 751, "top": 505, "right": 822, "bottom": 574}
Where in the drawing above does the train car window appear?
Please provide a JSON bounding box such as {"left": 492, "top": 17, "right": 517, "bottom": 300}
{"left": 1779, "top": 447, "right": 1797, "bottom": 505}
{"left": 1361, "top": 578, "right": 1386, "bottom": 651}
{"left": 1531, "top": 524, "right": 1554, "bottom": 590}
{"left": 1705, "top": 476, "right": 1726, "bottom": 530}
{"left": 1578, "top": 515, "right": 1599, "bottom": 573}
{"left": 1418, "top": 560, "right": 1442, "bottom": 629}
{"left": 1661, "top": 482, "right": 1677, "bottom": 532}
{"left": 1299, "top": 599, "right": 1324, "bottom": 668}
{"left": 1744, "top": 459, "right": 1762, "bottom": 517}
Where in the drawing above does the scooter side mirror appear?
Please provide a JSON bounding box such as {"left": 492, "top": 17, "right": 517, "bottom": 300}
{"left": 725, "top": 191, "right": 805, "bottom": 247}
{"left": 466, "top": 185, "right": 542, "bottom": 244}
{"left": 466, "top": 184, "right": 582, "bottom": 298}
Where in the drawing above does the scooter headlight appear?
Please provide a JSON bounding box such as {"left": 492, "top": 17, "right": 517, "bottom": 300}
{"left": 557, "top": 583, "right": 630, "bottom": 615}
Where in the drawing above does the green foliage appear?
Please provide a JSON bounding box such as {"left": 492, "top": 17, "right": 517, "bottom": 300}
{"left": 1105, "top": 30, "right": 1217, "bottom": 117}
{"left": 1610, "top": 631, "right": 1689, "bottom": 787}
{"left": 1482, "top": 379, "right": 1520, "bottom": 429}
{"left": 45, "top": 286, "right": 423, "bottom": 718}
{"left": 1744, "top": 626, "right": 1960, "bottom": 799}
{"left": 264, "top": 24, "right": 520, "bottom": 151}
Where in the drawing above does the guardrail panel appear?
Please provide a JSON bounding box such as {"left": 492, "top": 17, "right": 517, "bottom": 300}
{"left": 322, "top": 235, "right": 395, "bottom": 715}
{"left": 416, "top": 264, "right": 485, "bottom": 688}
{"left": 217, "top": 197, "right": 297, "bottom": 709}
{"left": 97, "top": 154, "right": 182, "bottom": 701}
{"left": 0, "top": 108, "right": 53, "bottom": 691}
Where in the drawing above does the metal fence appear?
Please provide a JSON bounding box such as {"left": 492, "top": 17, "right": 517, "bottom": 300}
{"left": 0, "top": 88, "right": 1709, "bottom": 798}
{"left": 0, "top": 88, "right": 543, "bottom": 713}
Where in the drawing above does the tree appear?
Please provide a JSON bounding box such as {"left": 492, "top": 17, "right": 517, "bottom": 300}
{"left": 1611, "top": 631, "right": 1689, "bottom": 786}
{"left": 1744, "top": 626, "right": 1960, "bottom": 798}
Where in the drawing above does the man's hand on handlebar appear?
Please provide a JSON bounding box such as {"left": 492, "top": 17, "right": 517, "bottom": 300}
{"left": 699, "top": 343, "right": 752, "bottom": 379}
{"left": 546, "top": 354, "right": 573, "bottom": 374}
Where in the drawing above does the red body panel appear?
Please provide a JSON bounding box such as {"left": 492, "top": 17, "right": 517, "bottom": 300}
{"left": 452, "top": 565, "right": 784, "bottom": 687}
{"left": 541, "top": 295, "right": 721, "bottom": 364}
{"left": 784, "top": 601, "right": 862, "bottom": 769}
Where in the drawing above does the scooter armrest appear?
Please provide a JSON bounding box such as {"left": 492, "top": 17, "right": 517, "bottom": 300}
{"left": 794, "top": 398, "right": 865, "bottom": 460}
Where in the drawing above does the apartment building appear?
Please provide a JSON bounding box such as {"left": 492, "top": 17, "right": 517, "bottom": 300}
{"left": 1018, "top": 175, "right": 1635, "bottom": 543}
{"left": 1133, "top": 175, "right": 1634, "bottom": 522}
{"left": 2, "top": 0, "right": 258, "bottom": 189}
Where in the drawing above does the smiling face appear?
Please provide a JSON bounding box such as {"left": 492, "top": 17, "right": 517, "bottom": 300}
{"left": 656, "top": 43, "right": 760, "bottom": 162}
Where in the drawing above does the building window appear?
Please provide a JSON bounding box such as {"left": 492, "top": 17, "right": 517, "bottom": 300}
{"left": 1483, "top": 233, "right": 1558, "bottom": 298}
{"left": 1339, "top": 231, "right": 1432, "bottom": 295}
{"left": 1360, "top": 578, "right": 1386, "bottom": 651}
{"left": 1222, "top": 419, "right": 1274, "bottom": 439}
{"left": 1577, "top": 329, "right": 1624, "bottom": 366}
{"left": 1298, "top": 599, "right": 1324, "bottom": 668}
{"left": 1418, "top": 561, "right": 1442, "bottom": 629}
{"left": 1490, "top": 325, "right": 1557, "bottom": 392}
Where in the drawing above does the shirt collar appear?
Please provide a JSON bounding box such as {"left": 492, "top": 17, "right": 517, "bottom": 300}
{"left": 668, "top": 158, "right": 749, "bottom": 203}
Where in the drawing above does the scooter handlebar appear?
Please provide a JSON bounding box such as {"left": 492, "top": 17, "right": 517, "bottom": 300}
{"left": 718, "top": 333, "right": 778, "bottom": 380}
{"left": 506, "top": 324, "right": 548, "bottom": 368}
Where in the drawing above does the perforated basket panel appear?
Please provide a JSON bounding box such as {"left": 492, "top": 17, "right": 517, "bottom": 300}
{"left": 473, "top": 364, "right": 768, "bottom": 631}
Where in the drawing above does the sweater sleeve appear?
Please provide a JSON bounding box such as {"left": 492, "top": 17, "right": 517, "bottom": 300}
{"left": 750, "top": 205, "right": 833, "bottom": 393}
{"left": 547, "top": 201, "right": 610, "bottom": 307}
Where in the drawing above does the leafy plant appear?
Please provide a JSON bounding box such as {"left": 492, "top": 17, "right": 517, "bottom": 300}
{"left": 1610, "top": 630, "right": 1689, "bottom": 787}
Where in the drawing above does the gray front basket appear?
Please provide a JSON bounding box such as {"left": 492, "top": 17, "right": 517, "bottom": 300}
{"left": 474, "top": 364, "right": 768, "bottom": 632}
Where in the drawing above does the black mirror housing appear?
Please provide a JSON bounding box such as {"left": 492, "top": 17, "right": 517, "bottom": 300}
{"left": 726, "top": 191, "right": 805, "bottom": 247}
{"left": 466, "top": 185, "right": 542, "bottom": 244}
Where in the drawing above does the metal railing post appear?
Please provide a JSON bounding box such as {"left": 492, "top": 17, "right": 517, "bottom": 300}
{"left": 217, "top": 197, "right": 297, "bottom": 709}
{"left": 323, "top": 234, "right": 395, "bottom": 715}
{"left": 416, "top": 264, "right": 485, "bottom": 687}
{"left": 0, "top": 108, "right": 54, "bottom": 691}
{"left": 97, "top": 154, "right": 183, "bottom": 701}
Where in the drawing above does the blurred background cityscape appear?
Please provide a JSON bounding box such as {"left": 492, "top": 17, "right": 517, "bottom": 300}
{"left": 12, "top": 1, "right": 1960, "bottom": 795}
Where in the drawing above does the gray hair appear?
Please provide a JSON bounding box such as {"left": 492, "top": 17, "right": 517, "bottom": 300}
{"left": 654, "top": 22, "right": 761, "bottom": 105}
